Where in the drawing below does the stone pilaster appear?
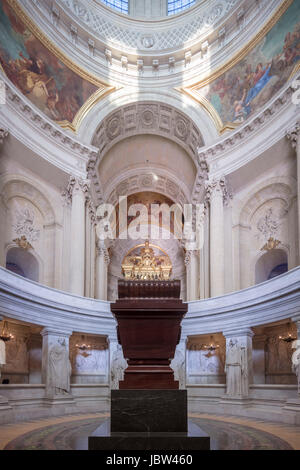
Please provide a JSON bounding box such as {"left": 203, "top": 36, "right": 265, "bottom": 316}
{"left": 66, "top": 176, "right": 90, "bottom": 296}
{"left": 41, "top": 327, "right": 73, "bottom": 401}
{"left": 223, "top": 327, "right": 254, "bottom": 400}
{"left": 185, "top": 247, "right": 199, "bottom": 301}
{"left": 205, "top": 177, "right": 231, "bottom": 297}
{"left": 287, "top": 122, "right": 300, "bottom": 262}
{"left": 95, "top": 240, "right": 110, "bottom": 301}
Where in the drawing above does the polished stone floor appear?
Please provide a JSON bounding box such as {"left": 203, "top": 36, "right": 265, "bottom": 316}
{"left": 1, "top": 412, "right": 300, "bottom": 450}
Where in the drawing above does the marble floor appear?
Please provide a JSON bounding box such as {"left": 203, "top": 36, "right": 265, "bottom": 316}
{"left": 0, "top": 412, "right": 300, "bottom": 450}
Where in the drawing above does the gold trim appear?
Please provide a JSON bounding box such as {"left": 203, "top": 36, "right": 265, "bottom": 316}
{"left": 7, "top": 0, "right": 109, "bottom": 88}
{"left": 125, "top": 243, "right": 169, "bottom": 259}
{"left": 177, "top": 0, "right": 295, "bottom": 134}
{"left": 177, "top": 86, "right": 240, "bottom": 134}
{"left": 189, "top": 0, "right": 294, "bottom": 90}
{"left": 57, "top": 86, "right": 116, "bottom": 133}
{"left": 288, "top": 62, "right": 300, "bottom": 81}
{"left": 5, "top": 0, "right": 119, "bottom": 133}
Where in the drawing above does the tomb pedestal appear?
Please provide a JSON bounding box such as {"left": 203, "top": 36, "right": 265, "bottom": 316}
{"left": 88, "top": 280, "right": 210, "bottom": 451}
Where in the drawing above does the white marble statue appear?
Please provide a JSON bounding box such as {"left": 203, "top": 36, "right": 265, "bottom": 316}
{"left": 292, "top": 342, "right": 300, "bottom": 394}
{"left": 48, "top": 338, "right": 72, "bottom": 395}
{"left": 111, "top": 344, "right": 127, "bottom": 389}
{"left": 0, "top": 339, "right": 6, "bottom": 367}
{"left": 171, "top": 348, "right": 185, "bottom": 389}
{"left": 225, "top": 339, "right": 245, "bottom": 397}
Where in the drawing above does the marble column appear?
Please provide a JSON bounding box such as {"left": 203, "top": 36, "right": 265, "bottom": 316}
{"left": 287, "top": 122, "right": 300, "bottom": 263}
{"left": 206, "top": 178, "right": 228, "bottom": 297}
{"left": 41, "top": 327, "right": 73, "bottom": 400}
{"left": 223, "top": 328, "right": 254, "bottom": 399}
{"left": 185, "top": 250, "right": 198, "bottom": 301}
{"left": 68, "top": 177, "right": 90, "bottom": 296}
{"left": 95, "top": 240, "right": 110, "bottom": 301}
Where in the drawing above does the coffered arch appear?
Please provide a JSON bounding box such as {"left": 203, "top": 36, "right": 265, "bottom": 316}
{"left": 88, "top": 101, "right": 203, "bottom": 204}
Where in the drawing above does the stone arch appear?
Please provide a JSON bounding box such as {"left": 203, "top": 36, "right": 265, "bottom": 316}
{"left": 79, "top": 89, "right": 215, "bottom": 147}
{"left": 88, "top": 101, "right": 204, "bottom": 204}
{"left": 236, "top": 177, "right": 297, "bottom": 289}
{"left": 0, "top": 175, "right": 60, "bottom": 287}
{"left": 0, "top": 175, "right": 56, "bottom": 225}
{"left": 255, "top": 249, "right": 288, "bottom": 285}
{"left": 6, "top": 246, "right": 40, "bottom": 282}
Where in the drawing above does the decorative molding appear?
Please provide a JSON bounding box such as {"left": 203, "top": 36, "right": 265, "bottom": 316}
{"left": 0, "top": 128, "right": 9, "bottom": 145}
{"left": 106, "top": 173, "right": 189, "bottom": 208}
{"left": 13, "top": 236, "right": 33, "bottom": 251}
{"left": 89, "top": 102, "right": 204, "bottom": 204}
{"left": 205, "top": 176, "right": 232, "bottom": 206}
{"left": 180, "top": 0, "right": 294, "bottom": 134}
{"left": 13, "top": 206, "right": 40, "bottom": 244}
{"left": 96, "top": 240, "right": 110, "bottom": 265}
{"left": 0, "top": 78, "right": 99, "bottom": 176}
{"left": 286, "top": 121, "right": 300, "bottom": 149}
{"left": 4, "top": 0, "right": 117, "bottom": 134}
{"left": 64, "top": 176, "right": 91, "bottom": 203}
{"left": 54, "top": 0, "right": 240, "bottom": 51}
{"left": 6, "top": 0, "right": 112, "bottom": 89}
{"left": 19, "top": 0, "right": 279, "bottom": 86}
{"left": 192, "top": 81, "right": 298, "bottom": 198}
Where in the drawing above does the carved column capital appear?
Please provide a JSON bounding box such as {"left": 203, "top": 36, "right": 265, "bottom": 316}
{"left": 205, "top": 176, "right": 232, "bottom": 206}
{"left": 286, "top": 121, "right": 300, "bottom": 149}
{"left": 0, "top": 128, "right": 8, "bottom": 145}
{"left": 96, "top": 240, "right": 110, "bottom": 265}
{"left": 61, "top": 176, "right": 90, "bottom": 206}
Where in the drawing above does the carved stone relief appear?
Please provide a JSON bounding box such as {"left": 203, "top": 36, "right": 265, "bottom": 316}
{"left": 187, "top": 335, "right": 226, "bottom": 384}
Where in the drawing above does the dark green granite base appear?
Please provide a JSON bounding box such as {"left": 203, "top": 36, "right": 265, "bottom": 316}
{"left": 88, "top": 419, "right": 210, "bottom": 451}
{"left": 111, "top": 390, "right": 187, "bottom": 433}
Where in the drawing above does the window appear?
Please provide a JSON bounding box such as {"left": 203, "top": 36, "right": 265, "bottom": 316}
{"left": 100, "top": 0, "right": 128, "bottom": 14}
{"left": 168, "top": 0, "right": 195, "bottom": 15}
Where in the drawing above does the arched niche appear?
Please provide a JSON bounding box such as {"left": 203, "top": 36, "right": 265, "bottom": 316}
{"left": 6, "top": 247, "right": 39, "bottom": 282}
{"left": 255, "top": 249, "right": 288, "bottom": 285}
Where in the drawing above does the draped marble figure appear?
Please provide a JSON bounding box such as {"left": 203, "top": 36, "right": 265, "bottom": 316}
{"left": 111, "top": 344, "right": 127, "bottom": 389}
{"left": 292, "top": 345, "right": 300, "bottom": 394}
{"left": 225, "top": 339, "right": 245, "bottom": 397}
{"left": 49, "top": 338, "right": 72, "bottom": 395}
{"left": 0, "top": 339, "right": 6, "bottom": 367}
